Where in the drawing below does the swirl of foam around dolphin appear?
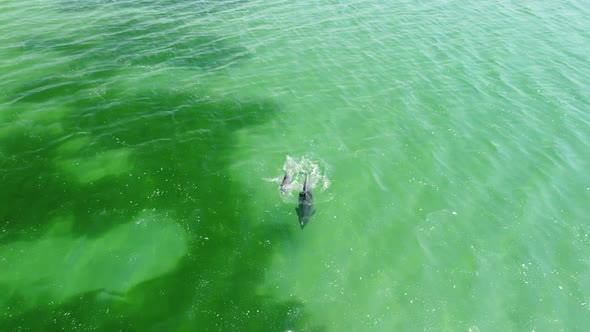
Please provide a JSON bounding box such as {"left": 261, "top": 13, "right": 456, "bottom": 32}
{"left": 269, "top": 155, "right": 331, "bottom": 199}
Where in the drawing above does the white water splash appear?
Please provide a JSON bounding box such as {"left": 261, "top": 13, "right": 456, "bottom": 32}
{"left": 264, "top": 155, "right": 332, "bottom": 203}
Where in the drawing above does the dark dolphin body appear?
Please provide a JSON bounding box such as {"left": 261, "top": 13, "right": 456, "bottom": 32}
{"left": 295, "top": 174, "right": 315, "bottom": 229}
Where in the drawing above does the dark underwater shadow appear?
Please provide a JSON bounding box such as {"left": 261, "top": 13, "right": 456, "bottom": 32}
{"left": 1, "top": 87, "right": 325, "bottom": 332}
{"left": 0, "top": 9, "right": 323, "bottom": 332}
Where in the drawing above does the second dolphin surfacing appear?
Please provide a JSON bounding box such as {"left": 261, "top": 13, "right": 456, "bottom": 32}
{"left": 295, "top": 174, "right": 315, "bottom": 229}
{"left": 280, "top": 169, "right": 292, "bottom": 193}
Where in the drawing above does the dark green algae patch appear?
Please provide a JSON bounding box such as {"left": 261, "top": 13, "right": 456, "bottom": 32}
{"left": 0, "top": 6, "right": 323, "bottom": 332}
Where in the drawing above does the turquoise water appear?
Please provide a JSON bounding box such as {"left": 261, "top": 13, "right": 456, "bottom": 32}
{"left": 1, "top": 0, "right": 589, "bottom": 330}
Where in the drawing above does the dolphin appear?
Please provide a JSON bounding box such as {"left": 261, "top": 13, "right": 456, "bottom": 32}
{"left": 280, "top": 169, "right": 292, "bottom": 193}
{"left": 295, "top": 174, "right": 315, "bottom": 229}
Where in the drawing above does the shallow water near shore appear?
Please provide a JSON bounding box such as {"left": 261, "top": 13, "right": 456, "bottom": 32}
{"left": 1, "top": 0, "right": 589, "bottom": 330}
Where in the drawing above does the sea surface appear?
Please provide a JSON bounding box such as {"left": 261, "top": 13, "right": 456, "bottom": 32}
{"left": 1, "top": 0, "right": 589, "bottom": 331}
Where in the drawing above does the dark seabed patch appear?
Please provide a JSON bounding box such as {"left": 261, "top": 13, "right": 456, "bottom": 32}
{"left": 0, "top": 4, "right": 321, "bottom": 332}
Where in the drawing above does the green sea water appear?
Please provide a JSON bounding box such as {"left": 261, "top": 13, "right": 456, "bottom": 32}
{"left": 1, "top": 0, "right": 589, "bottom": 330}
